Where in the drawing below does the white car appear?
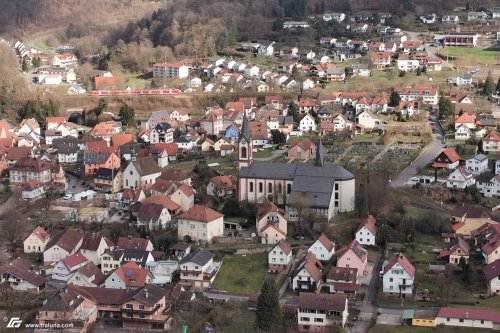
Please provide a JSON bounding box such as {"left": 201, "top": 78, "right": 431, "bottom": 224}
{"left": 63, "top": 194, "right": 73, "bottom": 200}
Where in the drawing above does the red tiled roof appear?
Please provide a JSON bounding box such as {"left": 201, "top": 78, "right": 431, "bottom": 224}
{"left": 46, "top": 227, "right": 83, "bottom": 253}
{"left": 455, "top": 112, "right": 476, "bottom": 124}
{"left": 335, "top": 240, "right": 367, "bottom": 262}
{"left": 94, "top": 76, "right": 118, "bottom": 90}
{"left": 317, "top": 233, "right": 335, "bottom": 252}
{"left": 257, "top": 201, "right": 285, "bottom": 221}
{"left": 178, "top": 184, "right": 194, "bottom": 197}
{"left": 117, "top": 237, "right": 151, "bottom": 251}
{"left": 0, "top": 259, "right": 45, "bottom": 287}
{"left": 483, "top": 258, "right": 500, "bottom": 280}
{"left": 276, "top": 240, "right": 292, "bottom": 255}
{"left": 290, "top": 139, "right": 314, "bottom": 151}
{"left": 260, "top": 223, "right": 286, "bottom": 236}
{"left": 32, "top": 226, "right": 48, "bottom": 242}
{"left": 61, "top": 252, "right": 88, "bottom": 270}
{"left": 210, "top": 175, "right": 234, "bottom": 190}
{"left": 178, "top": 204, "right": 224, "bottom": 223}
{"left": 114, "top": 261, "right": 150, "bottom": 287}
{"left": 357, "top": 215, "right": 377, "bottom": 235}
{"left": 225, "top": 102, "right": 245, "bottom": 113}
{"left": 441, "top": 147, "right": 460, "bottom": 163}
{"left": 485, "top": 130, "right": 500, "bottom": 142}
{"left": 452, "top": 222, "right": 465, "bottom": 232}
{"left": 298, "top": 293, "right": 347, "bottom": 311}
{"left": 141, "top": 194, "right": 181, "bottom": 211}
{"left": 383, "top": 253, "right": 415, "bottom": 277}
{"left": 437, "top": 307, "right": 500, "bottom": 323}
{"left": 111, "top": 133, "right": 132, "bottom": 147}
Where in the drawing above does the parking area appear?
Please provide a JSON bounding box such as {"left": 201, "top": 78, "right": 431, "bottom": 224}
{"left": 359, "top": 262, "right": 374, "bottom": 286}
{"left": 376, "top": 313, "right": 402, "bottom": 325}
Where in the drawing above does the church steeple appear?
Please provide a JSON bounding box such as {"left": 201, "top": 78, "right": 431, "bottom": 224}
{"left": 237, "top": 111, "right": 252, "bottom": 171}
{"left": 315, "top": 139, "right": 324, "bottom": 167}
{"left": 240, "top": 112, "right": 250, "bottom": 141}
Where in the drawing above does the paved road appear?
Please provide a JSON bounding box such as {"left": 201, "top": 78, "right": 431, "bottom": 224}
{"left": 350, "top": 248, "right": 385, "bottom": 333}
{"left": 390, "top": 112, "right": 445, "bottom": 187}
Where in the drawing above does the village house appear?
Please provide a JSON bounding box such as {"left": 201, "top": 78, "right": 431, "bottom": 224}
{"left": 122, "top": 156, "right": 161, "bottom": 189}
{"left": 146, "top": 111, "right": 170, "bottom": 130}
{"left": 433, "top": 147, "right": 460, "bottom": 170}
{"left": 297, "top": 293, "right": 349, "bottom": 330}
{"left": 104, "top": 261, "right": 153, "bottom": 289}
{"left": 83, "top": 150, "right": 120, "bottom": 178}
{"left": 43, "top": 227, "right": 83, "bottom": 263}
{"left": 356, "top": 110, "right": 381, "bottom": 130}
{"left": 351, "top": 63, "right": 371, "bottom": 77}
{"left": 150, "top": 123, "right": 174, "bottom": 144}
{"left": 67, "top": 262, "right": 107, "bottom": 287}
{"left": 483, "top": 131, "right": 500, "bottom": 153}
{"left": 291, "top": 252, "right": 323, "bottom": 292}
{"left": 394, "top": 85, "right": 439, "bottom": 105}
{"left": 476, "top": 172, "right": 500, "bottom": 198}
{"left": 52, "top": 252, "right": 89, "bottom": 281}
{"left": 0, "top": 259, "right": 45, "bottom": 292}
{"left": 447, "top": 168, "right": 475, "bottom": 189}
{"left": 179, "top": 250, "right": 220, "bottom": 289}
{"left": 10, "top": 157, "right": 52, "bottom": 185}
{"left": 382, "top": 253, "right": 415, "bottom": 297}
{"left": 256, "top": 201, "right": 288, "bottom": 244}
{"left": 24, "top": 226, "right": 50, "bottom": 253}
{"left": 207, "top": 175, "right": 234, "bottom": 197}
{"left": 91, "top": 121, "right": 122, "bottom": 142}
{"left": 438, "top": 237, "right": 470, "bottom": 264}
{"left": 335, "top": 240, "right": 368, "bottom": 276}
{"left": 299, "top": 114, "right": 317, "bottom": 132}
{"left": 135, "top": 195, "right": 180, "bottom": 229}
{"left": 100, "top": 249, "right": 123, "bottom": 274}
{"left": 355, "top": 215, "right": 377, "bottom": 246}
{"left": 177, "top": 205, "right": 224, "bottom": 243}
{"left": 435, "top": 308, "right": 500, "bottom": 330}
{"left": 94, "top": 168, "right": 122, "bottom": 193}
{"left": 483, "top": 258, "right": 500, "bottom": 295}
{"left": 288, "top": 140, "right": 316, "bottom": 161}
{"left": 308, "top": 233, "right": 335, "bottom": 262}
{"left": 146, "top": 260, "right": 179, "bottom": 286}
{"left": 326, "top": 266, "right": 359, "bottom": 296}
{"left": 269, "top": 240, "right": 293, "bottom": 273}
{"left": 80, "top": 233, "right": 113, "bottom": 265}
{"left": 466, "top": 154, "right": 488, "bottom": 175}
{"left": 169, "top": 184, "right": 194, "bottom": 212}
{"left": 36, "top": 286, "right": 98, "bottom": 332}
{"left": 153, "top": 63, "right": 189, "bottom": 78}
{"left": 172, "top": 242, "right": 192, "bottom": 259}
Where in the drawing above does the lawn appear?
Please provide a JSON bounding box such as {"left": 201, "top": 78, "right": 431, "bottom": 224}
{"left": 253, "top": 149, "right": 273, "bottom": 159}
{"left": 352, "top": 133, "right": 384, "bottom": 144}
{"left": 212, "top": 253, "right": 269, "bottom": 294}
{"left": 220, "top": 310, "right": 256, "bottom": 333}
{"left": 371, "top": 324, "right": 484, "bottom": 333}
{"left": 123, "top": 72, "right": 151, "bottom": 89}
{"left": 438, "top": 46, "right": 500, "bottom": 66}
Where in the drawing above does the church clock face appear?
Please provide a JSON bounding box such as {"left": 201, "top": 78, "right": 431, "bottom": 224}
{"left": 241, "top": 139, "right": 246, "bottom": 145}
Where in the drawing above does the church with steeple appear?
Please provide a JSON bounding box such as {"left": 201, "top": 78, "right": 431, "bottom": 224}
{"left": 237, "top": 115, "right": 356, "bottom": 221}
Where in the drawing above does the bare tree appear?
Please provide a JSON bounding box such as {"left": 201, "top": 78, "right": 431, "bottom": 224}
{"left": 1, "top": 209, "right": 25, "bottom": 249}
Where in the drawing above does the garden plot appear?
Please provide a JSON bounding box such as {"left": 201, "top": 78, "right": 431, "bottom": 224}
{"left": 325, "top": 144, "right": 346, "bottom": 162}
{"left": 376, "top": 144, "right": 422, "bottom": 173}
{"left": 340, "top": 144, "right": 384, "bottom": 169}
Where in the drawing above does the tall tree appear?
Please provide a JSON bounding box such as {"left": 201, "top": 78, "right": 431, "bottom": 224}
{"left": 438, "top": 96, "right": 454, "bottom": 119}
{"left": 21, "top": 57, "right": 28, "bottom": 72}
{"left": 255, "top": 279, "right": 282, "bottom": 331}
{"left": 496, "top": 77, "right": 500, "bottom": 93}
{"left": 118, "top": 104, "right": 135, "bottom": 126}
{"left": 95, "top": 99, "right": 108, "bottom": 121}
{"left": 389, "top": 91, "right": 401, "bottom": 107}
{"left": 0, "top": 82, "right": 11, "bottom": 112}
{"left": 483, "top": 71, "right": 496, "bottom": 96}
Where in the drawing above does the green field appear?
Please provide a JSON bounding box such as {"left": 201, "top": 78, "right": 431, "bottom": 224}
{"left": 439, "top": 47, "right": 500, "bottom": 65}
{"left": 124, "top": 72, "right": 151, "bottom": 89}
{"left": 353, "top": 133, "right": 384, "bottom": 144}
{"left": 212, "top": 253, "right": 269, "bottom": 294}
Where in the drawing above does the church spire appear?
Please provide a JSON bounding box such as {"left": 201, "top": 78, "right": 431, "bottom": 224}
{"left": 240, "top": 111, "right": 250, "bottom": 140}
{"left": 315, "top": 139, "right": 324, "bottom": 167}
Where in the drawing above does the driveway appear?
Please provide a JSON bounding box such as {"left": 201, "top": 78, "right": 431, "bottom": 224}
{"left": 390, "top": 112, "right": 445, "bottom": 187}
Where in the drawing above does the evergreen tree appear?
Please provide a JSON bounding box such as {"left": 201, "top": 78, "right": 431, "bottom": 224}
{"left": 483, "top": 71, "right": 496, "bottom": 96}
{"left": 118, "top": 105, "right": 135, "bottom": 126}
{"left": 95, "top": 99, "right": 108, "bottom": 121}
{"left": 21, "top": 58, "right": 28, "bottom": 72}
{"left": 32, "top": 56, "right": 41, "bottom": 68}
{"left": 255, "top": 279, "right": 282, "bottom": 331}
{"left": 438, "top": 96, "right": 454, "bottom": 119}
{"left": 389, "top": 91, "right": 401, "bottom": 107}
{"left": 416, "top": 67, "right": 422, "bottom": 76}
{"left": 0, "top": 83, "right": 11, "bottom": 112}
{"left": 288, "top": 101, "right": 300, "bottom": 124}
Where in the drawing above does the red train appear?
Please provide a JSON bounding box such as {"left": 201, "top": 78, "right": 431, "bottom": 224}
{"left": 90, "top": 89, "right": 182, "bottom": 96}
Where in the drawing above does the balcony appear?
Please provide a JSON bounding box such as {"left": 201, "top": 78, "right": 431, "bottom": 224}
{"left": 123, "top": 304, "right": 161, "bottom": 315}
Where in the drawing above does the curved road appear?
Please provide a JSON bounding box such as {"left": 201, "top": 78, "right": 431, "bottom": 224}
{"left": 390, "top": 111, "right": 445, "bottom": 188}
